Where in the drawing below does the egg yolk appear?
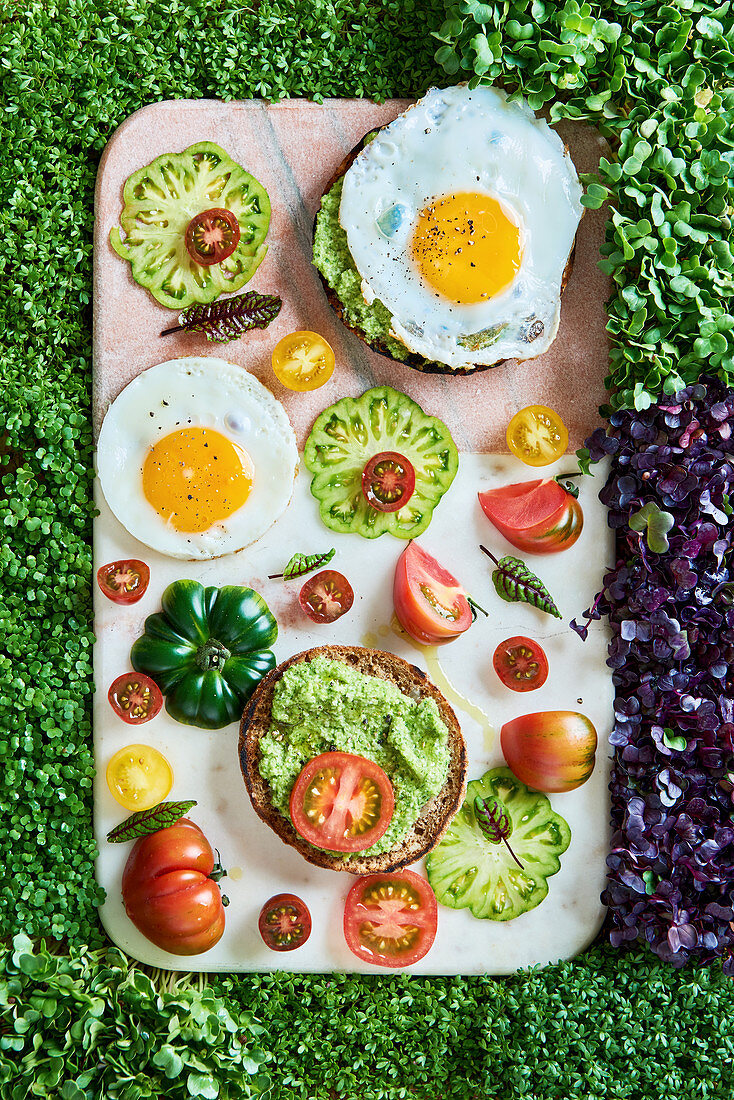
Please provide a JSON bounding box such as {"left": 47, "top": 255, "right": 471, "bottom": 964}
{"left": 410, "top": 191, "right": 522, "bottom": 304}
{"left": 142, "top": 427, "right": 253, "bottom": 533}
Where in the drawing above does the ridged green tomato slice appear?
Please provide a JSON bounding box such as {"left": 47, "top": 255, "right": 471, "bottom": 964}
{"left": 304, "top": 386, "right": 459, "bottom": 539}
{"left": 426, "top": 767, "right": 571, "bottom": 921}
{"left": 110, "top": 142, "right": 270, "bottom": 309}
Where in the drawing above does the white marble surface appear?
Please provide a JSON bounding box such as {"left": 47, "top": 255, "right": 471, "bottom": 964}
{"left": 94, "top": 453, "right": 613, "bottom": 974}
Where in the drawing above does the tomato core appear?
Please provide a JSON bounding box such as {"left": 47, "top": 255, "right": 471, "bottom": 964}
{"left": 185, "top": 208, "right": 240, "bottom": 265}
{"left": 97, "top": 559, "right": 150, "bottom": 604}
{"left": 299, "top": 570, "right": 354, "bottom": 624}
{"left": 290, "top": 751, "right": 394, "bottom": 853}
{"left": 493, "top": 636, "right": 549, "bottom": 692}
{"left": 108, "top": 672, "right": 163, "bottom": 724}
{"left": 362, "top": 451, "right": 416, "bottom": 512}
{"left": 343, "top": 869, "right": 438, "bottom": 967}
{"left": 258, "top": 893, "right": 312, "bottom": 951}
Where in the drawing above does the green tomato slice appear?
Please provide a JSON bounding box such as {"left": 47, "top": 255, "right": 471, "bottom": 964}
{"left": 426, "top": 767, "right": 571, "bottom": 921}
{"left": 304, "top": 386, "right": 458, "bottom": 539}
{"left": 110, "top": 141, "right": 270, "bottom": 309}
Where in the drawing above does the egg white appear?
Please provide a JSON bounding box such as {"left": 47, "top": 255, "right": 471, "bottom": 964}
{"left": 339, "top": 84, "right": 584, "bottom": 368}
{"left": 96, "top": 357, "right": 298, "bottom": 559}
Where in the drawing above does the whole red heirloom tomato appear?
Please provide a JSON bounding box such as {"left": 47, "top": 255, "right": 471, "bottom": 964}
{"left": 478, "top": 478, "right": 583, "bottom": 554}
{"left": 500, "top": 711, "right": 597, "bottom": 793}
{"left": 122, "top": 817, "right": 226, "bottom": 955}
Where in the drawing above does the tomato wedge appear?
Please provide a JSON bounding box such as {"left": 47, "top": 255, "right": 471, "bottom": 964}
{"left": 108, "top": 672, "right": 163, "bottom": 724}
{"left": 97, "top": 559, "right": 150, "bottom": 604}
{"left": 343, "top": 869, "right": 438, "bottom": 967}
{"left": 393, "top": 541, "right": 473, "bottom": 645}
{"left": 184, "top": 208, "right": 240, "bottom": 265}
{"left": 299, "top": 569, "right": 354, "bottom": 624}
{"left": 493, "top": 636, "right": 549, "bottom": 692}
{"left": 259, "top": 893, "right": 312, "bottom": 951}
{"left": 361, "top": 452, "right": 416, "bottom": 512}
{"left": 478, "top": 478, "right": 583, "bottom": 554}
{"left": 289, "top": 751, "right": 394, "bottom": 853}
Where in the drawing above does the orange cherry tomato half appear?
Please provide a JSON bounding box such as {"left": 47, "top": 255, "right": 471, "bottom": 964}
{"left": 343, "top": 869, "right": 438, "bottom": 968}
{"left": 506, "top": 405, "right": 568, "bottom": 466}
{"left": 259, "top": 893, "right": 312, "bottom": 951}
{"left": 478, "top": 478, "right": 583, "bottom": 554}
{"left": 493, "top": 636, "right": 549, "bottom": 692}
{"left": 97, "top": 559, "right": 150, "bottom": 604}
{"left": 108, "top": 672, "right": 163, "bottom": 724}
{"left": 122, "top": 818, "right": 226, "bottom": 955}
{"left": 271, "top": 330, "right": 335, "bottom": 391}
{"left": 361, "top": 451, "right": 416, "bottom": 513}
{"left": 500, "top": 710, "right": 598, "bottom": 793}
{"left": 393, "top": 541, "right": 473, "bottom": 645}
{"left": 184, "top": 208, "right": 240, "bottom": 266}
{"left": 299, "top": 569, "right": 354, "bottom": 624}
{"left": 289, "top": 751, "right": 394, "bottom": 853}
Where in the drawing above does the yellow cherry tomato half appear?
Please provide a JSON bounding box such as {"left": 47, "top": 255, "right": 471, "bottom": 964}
{"left": 506, "top": 405, "right": 569, "bottom": 467}
{"left": 106, "top": 744, "right": 173, "bottom": 811}
{"left": 271, "top": 330, "right": 335, "bottom": 391}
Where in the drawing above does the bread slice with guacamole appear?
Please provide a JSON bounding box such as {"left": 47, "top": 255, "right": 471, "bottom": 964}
{"left": 238, "top": 645, "right": 467, "bottom": 874}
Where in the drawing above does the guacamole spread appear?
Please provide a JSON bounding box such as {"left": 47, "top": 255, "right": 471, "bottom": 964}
{"left": 258, "top": 657, "right": 451, "bottom": 857}
{"left": 312, "top": 177, "right": 411, "bottom": 362}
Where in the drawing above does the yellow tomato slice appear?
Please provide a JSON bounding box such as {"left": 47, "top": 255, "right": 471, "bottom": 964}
{"left": 506, "top": 405, "right": 569, "bottom": 466}
{"left": 271, "top": 330, "right": 335, "bottom": 391}
{"left": 106, "top": 744, "right": 173, "bottom": 811}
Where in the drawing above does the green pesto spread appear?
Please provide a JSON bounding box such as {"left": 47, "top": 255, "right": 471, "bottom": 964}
{"left": 258, "top": 656, "right": 451, "bottom": 857}
{"left": 312, "top": 176, "right": 411, "bottom": 362}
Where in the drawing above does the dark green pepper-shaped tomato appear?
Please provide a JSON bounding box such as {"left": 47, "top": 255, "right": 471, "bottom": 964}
{"left": 130, "top": 580, "right": 278, "bottom": 730}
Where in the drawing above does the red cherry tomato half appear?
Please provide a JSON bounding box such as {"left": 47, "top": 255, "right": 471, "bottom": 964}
{"left": 478, "top": 478, "right": 583, "bottom": 554}
{"left": 343, "top": 869, "right": 438, "bottom": 968}
{"left": 108, "top": 672, "right": 163, "bottom": 724}
{"left": 258, "top": 893, "right": 312, "bottom": 951}
{"left": 97, "top": 559, "right": 150, "bottom": 604}
{"left": 122, "top": 818, "right": 226, "bottom": 955}
{"left": 299, "top": 569, "right": 354, "bottom": 624}
{"left": 361, "top": 451, "right": 416, "bottom": 512}
{"left": 493, "top": 636, "right": 549, "bottom": 692}
{"left": 184, "top": 208, "right": 240, "bottom": 266}
{"left": 393, "top": 541, "right": 473, "bottom": 645}
{"left": 500, "top": 710, "right": 598, "bottom": 793}
{"left": 289, "top": 751, "right": 395, "bottom": 853}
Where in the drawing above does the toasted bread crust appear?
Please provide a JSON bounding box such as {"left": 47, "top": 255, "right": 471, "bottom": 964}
{"left": 238, "top": 645, "right": 467, "bottom": 874}
{"left": 314, "top": 130, "right": 577, "bottom": 377}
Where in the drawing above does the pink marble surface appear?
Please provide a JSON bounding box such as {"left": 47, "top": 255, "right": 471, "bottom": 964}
{"left": 93, "top": 97, "right": 611, "bottom": 449}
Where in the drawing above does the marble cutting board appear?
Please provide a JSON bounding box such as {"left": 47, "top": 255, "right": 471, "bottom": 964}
{"left": 93, "top": 97, "right": 614, "bottom": 974}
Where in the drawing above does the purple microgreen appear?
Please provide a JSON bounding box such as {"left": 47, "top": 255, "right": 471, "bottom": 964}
{"left": 474, "top": 796, "right": 524, "bottom": 868}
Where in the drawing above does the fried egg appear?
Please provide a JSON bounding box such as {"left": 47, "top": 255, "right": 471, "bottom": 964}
{"left": 338, "top": 85, "right": 584, "bottom": 369}
{"left": 96, "top": 357, "right": 298, "bottom": 559}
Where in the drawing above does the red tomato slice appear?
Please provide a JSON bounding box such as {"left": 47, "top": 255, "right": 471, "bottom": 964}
{"left": 343, "top": 869, "right": 438, "bottom": 968}
{"left": 108, "top": 672, "right": 163, "bottom": 724}
{"left": 500, "top": 710, "right": 597, "bottom": 793}
{"left": 361, "top": 451, "right": 416, "bottom": 512}
{"left": 290, "top": 752, "right": 394, "bottom": 853}
{"left": 97, "top": 559, "right": 150, "bottom": 604}
{"left": 393, "top": 541, "right": 472, "bottom": 645}
{"left": 258, "top": 893, "right": 312, "bottom": 951}
{"left": 493, "top": 636, "right": 549, "bottom": 692}
{"left": 478, "top": 478, "right": 583, "bottom": 554}
{"left": 184, "top": 208, "right": 240, "bottom": 265}
{"left": 299, "top": 569, "right": 354, "bottom": 624}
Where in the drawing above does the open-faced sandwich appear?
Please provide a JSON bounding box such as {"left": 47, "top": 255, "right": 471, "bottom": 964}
{"left": 313, "top": 84, "right": 584, "bottom": 375}
{"left": 239, "top": 645, "right": 467, "bottom": 873}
